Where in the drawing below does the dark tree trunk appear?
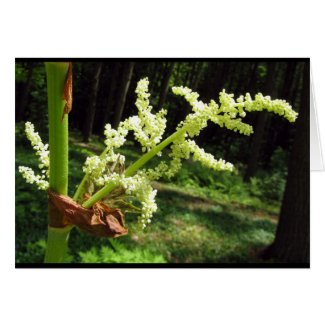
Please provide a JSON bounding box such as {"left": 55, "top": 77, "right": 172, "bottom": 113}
{"left": 113, "top": 62, "right": 135, "bottom": 129}
{"left": 281, "top": 62, "right": 297, "bottom": 100}
{"left": 188, "top": 62, "right": 198, "bottom": 87}
{"left": 148, "top": 62, "right": 159, "bottom": 88}
{"left": 264, "top": 62, "right": 299, "bottom": 161}
{"left": 183, "top": 62, "right": 192, "bottom": 86}
{"left": 270, "top": 63, "right": 303, "bottom": 153}
{"left": 262, "top": 62, "right": 310, "bottom": 264}
{"left": 191, "top": 62, "right": 203, "bottom": 90}
{"left": 16, "top": 63, "right": 34, "bottom": 122}
{"left": 82, "top": 63, "right": 103, "bottom": 142}
{"left": 244, "top": 62, "right": 277, "bottom": 182}
{"left": 225, "top": 62, "right": 239, "bottom": 92}
{"left": 290, "top": 63, "right": 305, "bottom": 109}
{"left": 174, "top": 62, "right": 182, "bottom": 85}
{"left": 214, "top": 62, "right": 230, "bottom": 94}
{"left": 157, "top": 62, "right": 175, "bottom": 110}
{"left": 101, "top": 63, "right": 119, "bottom": 132}
{"left": 246, "top": 62, "right": 258, "bottom": 92}
{"left": 151, "top": 62, "right": 164, "bottom": 96}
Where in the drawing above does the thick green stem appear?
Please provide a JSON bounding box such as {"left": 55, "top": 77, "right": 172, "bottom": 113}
{"left": 44, "top": 227, "right": 71, "bottom": 263}
{"left": 47, "top": 63, "right": 69, "bottom": 194}
{"left": 82, "top": 128, "right": 185, "bottom": 209}
{"left": 44, "top": 62, "right": 70, "bottom": 263}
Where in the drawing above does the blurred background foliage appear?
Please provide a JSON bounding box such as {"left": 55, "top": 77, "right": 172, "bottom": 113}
{"left": 15, "top": 60, "right": 308, "bottom": 264}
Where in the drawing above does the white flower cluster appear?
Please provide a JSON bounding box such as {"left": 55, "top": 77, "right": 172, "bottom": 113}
{"left": 18, "top": 166, "right": 49, "bottom": 190}
{"left": 131, "top": 78, "right": 167, "bottom": 152}
{"left": 84, "top": 78, "right": 168, "bottom": 186}
{"left": 19, "top": 122, "right": 49, "bottom": 190}
{"left": 104, "top": 123, "right": 128, "bottom": 152}
{"left": 24, "top": 121, "right": 49, "bottom": 170}
{"left": 83, "top": 152, "right": 125, "bottom": 187}
{"left": 102, "top": 78, "right": 167, "bottom": 155}
{"left": 241, "top": 92, "right": 298, "bottom": 122}
{"left": 149, "top": 136, "right": 234, "bottom": 181}
{"left": 185, "top": 140, "right": 233, "bottom": 171}
{"left": 119, "top": 173, "right": 157, "bottom": 228}
{"left": 172, "top": 86, "right": 298, "bottom": 137}
{"left": 137, "top": 84, "right": 297, "bottom": 186}
{"left": 173, "top": 86, "right": 212, "bottom": 137}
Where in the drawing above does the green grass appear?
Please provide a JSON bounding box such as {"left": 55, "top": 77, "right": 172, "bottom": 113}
{"left": 16, "top": 129, "right": 281, "bottom": 264}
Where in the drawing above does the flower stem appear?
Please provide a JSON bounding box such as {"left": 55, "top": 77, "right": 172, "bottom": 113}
{"left": 73, "top": 148, "right": 108, "bottom": 201}
{"left": 82, "top": 128, "right": 185, "bottom": 209}
{"left": 44, "top": 62, "right": 70, "bottom": 263}
{"left": 44, "top": 226, "right": 71, "bottom": 263}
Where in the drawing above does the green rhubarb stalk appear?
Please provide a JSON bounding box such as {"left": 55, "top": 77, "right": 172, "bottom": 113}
{"left": 44, "top": 62, "right": 70, "bottom": 263}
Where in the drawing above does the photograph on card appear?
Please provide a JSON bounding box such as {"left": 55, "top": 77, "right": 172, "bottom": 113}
{"left": 15, "top": 59, "right": 310, "bottom": 268}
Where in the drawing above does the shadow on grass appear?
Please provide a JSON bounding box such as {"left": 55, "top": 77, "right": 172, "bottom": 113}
{"left": 108, "top": 185, "right": 278, "bottom": 264}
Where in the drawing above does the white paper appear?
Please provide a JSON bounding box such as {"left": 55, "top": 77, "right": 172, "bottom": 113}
{"left": 310, "top": 66, "right": 324, "bottom": 171}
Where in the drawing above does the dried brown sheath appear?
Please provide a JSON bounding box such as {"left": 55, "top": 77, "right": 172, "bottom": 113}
{"left": 61, "top": 62, "right": 73, "bottom": 121}
{"left": 48, "top": 190, "right": 128, "bottom": 238}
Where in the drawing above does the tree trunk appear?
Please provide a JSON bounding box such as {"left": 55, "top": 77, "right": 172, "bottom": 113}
{"left": 188, "top": 62, "right": 198, "bottom": 87}
{"left": 101, "top": 63, "right": 119, "bottom": 132}
{"left": 151, "top": 62, "right": 164, "bottom": 99}
{"left": 264, "top": 62, "right": 299, "bottom": 161}
{"left": 214, "top": 62, "right": 230, "bottom": 94}
{"left": 157, "top": 62, "right": 175, "bottom": 110}
{"left": 82, "top": 63, "right": 103, "bottom": 142}
{"left": 225, "top": 62, "right": 239, "bottom": 92}
{"left": 174, "top": 62, "right": 182, "bottom": 85}
{"left": 113, "top": 62, "right": 135, "bottom": 129}
{"left": 183, "top": 62, "right": 192, "bottom": 87}
{"left": 16, "top": 63, "right": 34, "bottom": 122}
{"left": 281, "top": 62, "right": 297, "bottom": 100}
{"left": 246, "top": 62, "right": 258, "bottom": 92}
{"left": 244, "top": 62, "right": 277, "bottom": 182}
{"left": 191, "top": 62, "right": 203, "bottom": 90}
{"left": 262, "top": 62, "right": 310, "bottom": 264}
{"left": 149, "top": 62, "right": 159, "bottom": 86}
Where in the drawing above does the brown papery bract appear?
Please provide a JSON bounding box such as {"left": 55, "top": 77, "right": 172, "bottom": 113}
{"left": 48, "top": 190, "right": 128, "bottom": 238}
{"left": 61, "top": 62, "right": 73, "bottom": 121}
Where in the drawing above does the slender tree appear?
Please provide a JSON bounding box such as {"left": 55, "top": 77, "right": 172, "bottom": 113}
{"left": 82, "top": 63, "right": 103, "bottom": 142}
{"left": 244, "top": 62, "right": 277, "bottom": 182}
{"left": 183, "top": 62, "right": 192, "bottom": 86}
{"left": 190, "top": 62, "right": 203, "bottom": 90}
{"left": 113, "top": 62, "right": 135, "bottom": 128}
{"left": 16, "top": 63, "right": 35, "bottom": 122}
{"left": 150, "top": 62, "right": 165, "bottom": 100}
{"left": 246, "top": 62, "right": 258, "bottom": 92}
{"left": 214, "top": 62, "right": 230, "bottom": 95}
{"left": 281, "top": 62, "right": 297, "bottom": 100}
{"left": 264, "top": 62, "right": 299, "bottom": 161}
{"left": 101, "top": 63, "right": 119, "bottom": 132}
{"left": 157, "top": 62, "right": 175, "bottom": 110}
{"left": 262, "top": 62, "right": 310, "bottom": 263}
{"left": 174, "top": 62, "right": 182, "bottom": 85}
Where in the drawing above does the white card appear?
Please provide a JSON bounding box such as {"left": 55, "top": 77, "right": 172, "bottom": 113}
{"left": 310, "top": 66, "right": 324, "bottom": 171}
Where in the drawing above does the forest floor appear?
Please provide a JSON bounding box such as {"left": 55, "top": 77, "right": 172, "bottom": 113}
{"left": 16, "top": 129, "right": 280, "bottom": 264}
